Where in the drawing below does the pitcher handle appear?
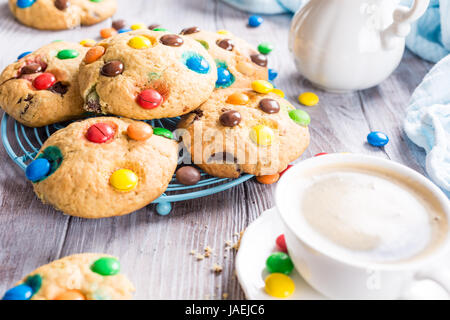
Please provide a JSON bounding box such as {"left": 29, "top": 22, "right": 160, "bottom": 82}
{"left": 381, "top": 0, "right": 430, "bottom": 50}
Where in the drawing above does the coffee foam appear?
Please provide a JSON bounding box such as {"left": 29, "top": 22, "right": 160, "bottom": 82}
{"left": 292, "top": 164, "right": 448, "bottom": 264}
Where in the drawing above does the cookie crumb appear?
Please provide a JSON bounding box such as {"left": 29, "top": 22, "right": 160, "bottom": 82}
{"left": 189, "top": 250, "right": 196, "bottom": 255}
{"left": 196, "top": 254, "right": 205, "bottom": 261}
{"left": 223, "top": 293, "right": 229, "bottom": 299}
{"left": 204, "top": 246, "right": 213, "bottom": 257}
{"left": 212, "top": 263, "right": 223, "bottom": 274}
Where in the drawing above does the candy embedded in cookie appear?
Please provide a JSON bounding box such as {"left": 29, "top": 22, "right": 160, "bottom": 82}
{"left": 9, "top": 0, "right": 117, "bottom": 30}
{"left": 181, "top": 28, "right": 268, "bottom": 89}
{"left": 27, "top": 117, "right": 178, "bottom": 218}
{"left": 178, "top": 87, "right": 310, "bottom": 178}
{"left": 0, "top": 41, "right": 88, "bottom": 127}
{"left": 78, "top": 30, "right": 217, "bottom": 120}
{"left": 1, "top": 254, "right": 134, "bottom": 300}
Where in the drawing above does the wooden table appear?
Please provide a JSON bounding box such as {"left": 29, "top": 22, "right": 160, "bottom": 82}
{"left": 0, "top": 0, "right": 433, "bottom": 299}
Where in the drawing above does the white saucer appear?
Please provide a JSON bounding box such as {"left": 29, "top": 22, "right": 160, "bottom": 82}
{"left": 235, "top": 207, "right": 450, "bottom": 300}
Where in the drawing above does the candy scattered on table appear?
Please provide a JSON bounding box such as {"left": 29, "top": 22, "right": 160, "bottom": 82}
{"left": 86, "top": 122, "right": 116, "bottom": 143}
{"left": 112, "top": 19, "right": 126, "bottom": 31}
{"left": 153, "top": 27, "right": 169, "bottom": 32}
{"left": 90, "top": 257, "right": 121, "bottom": 276}
{"left": 79, "top": 39, "right": 96, "bottom": 47}
{"left": 256, "top": 173, "right": 280, "bottom": 184}
{"left": 367, "top": 131, "right": 389, "bottom": 147}
{"left": 176, "top": 166, "right": 201, "bottom": 186}
{"left": 258, "top": 42, "right": 274, "bottom": 55}
{"left": 314, "top": 152, "right": 328, "bottom": 157}
{"left": 279, "top": 164, "right": 293, "bottom": 177}
{"left": 153, "top": 127, "right": 174, "bottom": 139}
{"left": 17, "top": 51, "right": 32, "bottom": 60}
{"left": 130, "top": 23, "right": 146, "bottom": 30}
{"left": 33, "top": 73, "right": 56, "bottom": 90}
{"left": 85, "top": 46, "right": 105, "bottom": 64}
{"left": 266, "top": 252, "right": 294, "bottom": 275}
{"left": 57, "top": 49, "right": 79, "bottom": 60}
{"left": 101, "top": 60, "right": 124, "bottom": 77}
{"left": 276, "top": 234, "right": 287, "bottom": 253}
{"left": 25, "top": 158, "right": 50, "bottom": 182}
{"left": 118, "top": 28, "right": 132, "bottom": 33}
{"left": 55, "top": 290, "right": 86, "bottom": 300}
{"left": 268, "top": 68, "right": 278, "bottom": 81}
{"left": 136, "top": 89, "right": 163, "bottom": 109}
{"left": 250, "top": 125, "right": 274, "bottom": 146}
{"left": 109, "top": 169, "right": 138, "bottom": 192}
{"left": 100, "top": 27, "right": 118, "bottom": 39}
{"left": 251, "top": 80, "right": 273, "bottom": 93}
{"left": 127, "top": 122, "right": 153, "bottom": 141}
{"left": 289, "top": 109, "right": 310, "bottom": 126}
{"left": 264, "top": 273, "right": 295, "bottom": 298}
{"left": 248, "top": 15, "right": 263, "bottom": 27}
{"left": 226, "top": 92, "right": 249, "bottom": 105}
{"left": 1, "top": 284, "right": 33, "bottom": 300}
{"left": 220, "top": 110, "right": 241, "bottom": 127}
{"left": 298, "top": 92, "right": 319, "bottom": 106}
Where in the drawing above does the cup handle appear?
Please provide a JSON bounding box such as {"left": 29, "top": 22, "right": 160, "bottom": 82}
{"left": 400, "top": 267, "right": 450, "bottom": 300}
{"left": 381, "top": 0, "right": 430, "bottom": 50}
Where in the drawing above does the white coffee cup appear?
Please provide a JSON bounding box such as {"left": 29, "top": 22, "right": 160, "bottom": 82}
{"left": 275, "top": 154, "right": 450, "bottom": 299}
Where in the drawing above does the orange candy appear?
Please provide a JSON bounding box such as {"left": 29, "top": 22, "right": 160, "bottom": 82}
{"left": 54, "top": 290, "right": 86, "bottom": 300}
{"left": 85, "top": 46, "right": 106, "bottom": 64}
{"left": 226, "top": 92, "right": 250, "bottom": 105}
{"left": 100, "top": 27, "right": 118, "bottom": 39}
{"left": 256, "top": 173, "right": 280, "bottom": 184}
{"left": 127, "top": 122, "right": 153, "bottom": 141}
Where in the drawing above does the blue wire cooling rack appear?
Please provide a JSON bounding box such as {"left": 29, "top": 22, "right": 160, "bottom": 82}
{"left": 1, "top": 113, "right": 253, "bottom": 215}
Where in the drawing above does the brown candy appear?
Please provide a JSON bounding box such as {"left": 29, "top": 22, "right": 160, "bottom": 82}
{"left": 180, "top": 26, "right": 200, "bottom": 35}
{"left": 259, "top": 98, "right": 280, "bottom": 114}
{"left": 112, "top": 19, "right": 126, "bottom": 30}
{"left": 159, "top": 35, "right": 184, "bottom": 47}
{"left": 250, "top": 53, "right": 268, "bottom": 67}
{"left": 148, "top": 24, "right": 160, "bottom": 30}
{"left": 20, "top": 63, "right": 42, "bottom": 75}
{"left": 176, "top": 166, "right": 201, "bottom": 185}
{"left": 216, "top": 39, "right": 234, "bottom": 51}
{"left": 54, "top": 0, "right": 70, "bottom": 10}
{"left": 219, "top": 110, "right": 241, "bottom": 127}
{"left": 49, "top": 82, "right": 69, "bottom": 95}
{"left": 101, "top": 61, "right": 124, "bottom": 77}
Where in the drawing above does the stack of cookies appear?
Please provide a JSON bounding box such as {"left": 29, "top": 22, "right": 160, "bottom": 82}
{"left": 0, "top": 27, "right": 310, "bottom": 219}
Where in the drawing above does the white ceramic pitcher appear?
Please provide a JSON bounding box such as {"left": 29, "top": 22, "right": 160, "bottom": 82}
{"left": 289, "top": 0, "right": 430, "bottom": 92}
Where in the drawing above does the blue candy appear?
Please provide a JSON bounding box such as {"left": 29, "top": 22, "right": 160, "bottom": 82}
{"left": 25, "top": 158, "right": 51, "bottom": 182}
{"left": 216, "top": 67, "right": 232, "bottom": 86}
{"left": 17, "top": 0, "right": 35, "bottom": 9}
{"left": 118, "top": 28, "right": 132, "bottom": 33}
{"left": 185, "top": 55, "right": 210, "bottom": 74}
{"left": 268, "top": 68, "right": 278, "bottom": 81}
{"left": 2, "top": 284, "right": 33, "bottom": 300}
{"left": 248, "top": 15, "right": 263, "bottom": 27}
{"left": 17, "top": 51, "right": 32, "bottom": 60}
{"left": 156, "top": 202, "right": 172, "bottom": 215}
{"left": 367, "top": 131, "right": 389, "bottom": 147}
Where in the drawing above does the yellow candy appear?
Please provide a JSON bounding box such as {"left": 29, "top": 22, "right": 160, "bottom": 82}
{"left": 271, "top": 88, "right": 285, "bottom": 98}
{"left": 252, "top": 80, "right": 274, "bottom": 94}
{"left": 110, "top": 169, "right": 138, "bottom": 192}
{"left": 249, "top": 125, "right": 274, "bottom": 146}
{"left": 265, "top": 273, "right": 295, "bottom": 298}
{"left": 131, "top": 23, "right": 146, "bottom": 30}
{"left": 128, "top": 36, "right": 152, "bottom": 49}
{"left": 79, "top": 39, "right": 96, "bottom": 47}
{"left": 298, "top": 92, "right": 319, "bottom": 106}
{"left": 217, "top": 29, "right": 231, "bottom": 35}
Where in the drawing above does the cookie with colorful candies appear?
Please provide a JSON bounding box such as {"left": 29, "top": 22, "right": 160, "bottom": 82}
{"left": 178, "top": 84, "right": 310, "bottom": 178}
{"left": 2, "top": 253, "right": 134, "bottom": 300}
{"left": 28, "top": 117, "right": 178, "bottom": 218}
{"left": 0, "top": 41, "right": 88, "bottom": 127}
{"left": 180, "top": 28, "right": 269, "bottom": 89}
{"left": 78, "top": 30, "right": 217, "bottom": 120}
{"left": 9, "top": 0, "right": 117, "bottom": 30}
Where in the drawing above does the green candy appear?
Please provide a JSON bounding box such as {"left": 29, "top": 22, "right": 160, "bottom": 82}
{"left": 25, "top": 274, "right": 42, "bottom": 295}
{"left": 57, "top": 49, "right": 79, "bottom": 60}
{"left": 266, "top": 252, "right": 294, "bottom": 275}
{"left": 153, "top": 127, "right": 173, "bottom": 139}
{"left": 153, "top": 28, "right": 169, "bottom": 32}
{"left": 91, "top": 257, "right": 120, "bottom": 276}
{"left": 90, "top": 0, "right": 103, "bottom": 2}
{"left": 258, "top": 42, "right": 273, "bottom": 55}
{"left": 289, "top": 109, "right": 310, "bottom": 126}
{"left": 196, "top": 40, "right": 209, "bottom": 50}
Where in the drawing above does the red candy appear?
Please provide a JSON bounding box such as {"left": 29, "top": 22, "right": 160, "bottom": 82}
{"left": 314, "top": 152, "right": 328, "bottom": 157}
{"left": 279, "top": 164, "right": 293, "bottom": 177}
{"left": 86, "top": 122, "right": 116, "bottom": 143}
{"left": 32, "top": 73, "right": 56, "bottom": 90}
{"left": 276, "top": 234, "right": 287, "bottom": 253}
{"left": 136, "top": 89, "right": 163, "bottom": 109}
